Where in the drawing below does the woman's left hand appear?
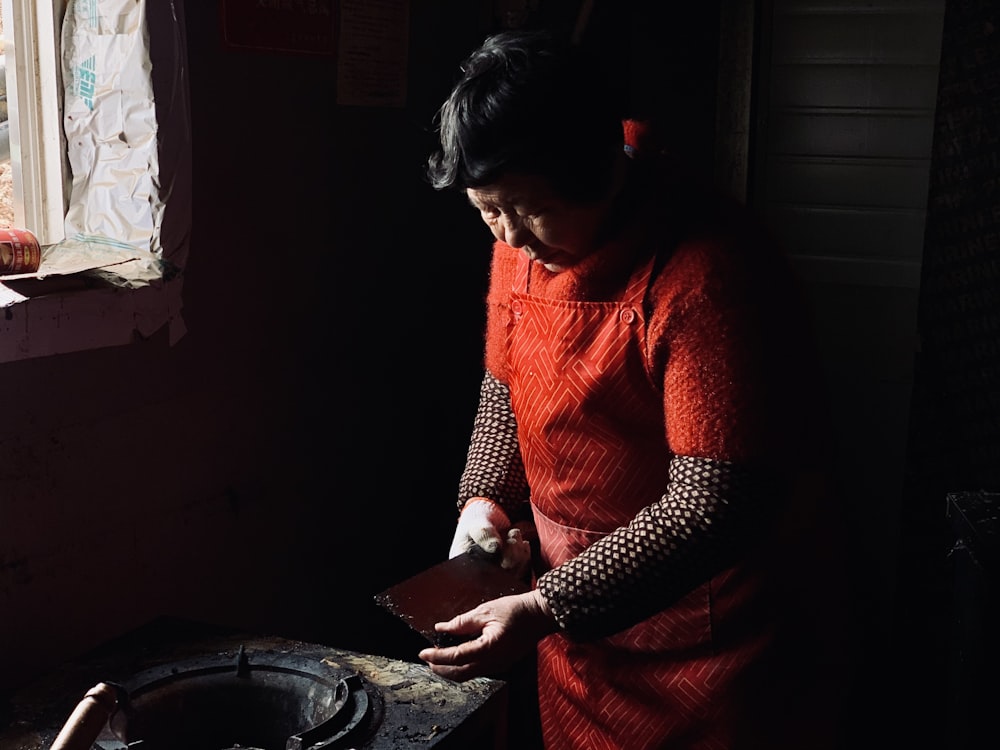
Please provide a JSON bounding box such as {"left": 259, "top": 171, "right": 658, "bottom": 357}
{"left": 418, "top": 589, "right": 558, "bottom": 681}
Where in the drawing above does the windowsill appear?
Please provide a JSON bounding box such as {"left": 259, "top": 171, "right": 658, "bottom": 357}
{"left": 0, "top": 273, "right": 186, "bottom": 364}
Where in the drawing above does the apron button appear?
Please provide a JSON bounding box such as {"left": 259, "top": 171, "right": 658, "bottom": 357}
{"left": 512, "top": 300, "right": 524, "bottom": 316}
{"left": 620, "top": 307, "right": 636, "bottom": 324}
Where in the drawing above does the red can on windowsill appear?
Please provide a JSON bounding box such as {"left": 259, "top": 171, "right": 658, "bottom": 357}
{"left": 0, "top": 228, "right": 42, "bottom": 274}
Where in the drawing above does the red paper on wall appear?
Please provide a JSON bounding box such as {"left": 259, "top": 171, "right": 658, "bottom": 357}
{"left": 219, "top": 0, "right": 337, "bottom": 57}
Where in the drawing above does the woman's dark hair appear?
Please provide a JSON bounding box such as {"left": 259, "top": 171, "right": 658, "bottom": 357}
{"left": 426, "top": 30, "right": 624, "bottom": 202}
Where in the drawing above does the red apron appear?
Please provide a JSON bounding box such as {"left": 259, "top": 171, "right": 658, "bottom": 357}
{"left": 505, "top": 252, "right": 778, "bottom": 750}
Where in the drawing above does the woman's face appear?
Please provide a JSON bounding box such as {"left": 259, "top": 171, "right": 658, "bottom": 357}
{"left": 466, "top": 172, "right": 613, "bottom": 273}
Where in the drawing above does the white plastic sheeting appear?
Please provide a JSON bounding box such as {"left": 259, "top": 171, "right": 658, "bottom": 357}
{"left": 58, "top": 0, "right": 162, "bottom": 283}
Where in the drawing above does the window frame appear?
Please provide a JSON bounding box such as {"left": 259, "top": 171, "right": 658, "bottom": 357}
{"left": 2, "top": 0, "right": 67, "bottom": 246}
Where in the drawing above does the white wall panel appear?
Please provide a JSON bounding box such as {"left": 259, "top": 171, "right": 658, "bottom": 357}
{"left": 766, "top": 204, "right": 928, "bottom": 259}
{"left": 771, "top": 11, "right": 945, "bottom": 63}
{"left": 751, "top": 1, "right": 946, "bottom": 683}
{"left": 765, "top": 156, "right": 933, "bottom": 208}
{"left": 769, "top": 110, "right": 935, "bottom": 158}
{"left": 770, "top": 64, "right": 941, "bottom": 109}
{"left": 757, "top": 1, "right": 945, "bottom": 284}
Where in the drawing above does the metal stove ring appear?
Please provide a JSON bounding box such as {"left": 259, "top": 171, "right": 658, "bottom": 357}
{"left": 108, "top": 646, "right": 383, "bottom": 750}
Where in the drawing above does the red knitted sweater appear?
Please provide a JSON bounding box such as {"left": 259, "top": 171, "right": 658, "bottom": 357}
{"left": 482, "top": 156, "right": 820, "bottom": 469}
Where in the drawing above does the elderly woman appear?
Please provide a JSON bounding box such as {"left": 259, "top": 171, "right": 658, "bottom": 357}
{"left": 419, "top": 29, "right": 850, "bottom": 750}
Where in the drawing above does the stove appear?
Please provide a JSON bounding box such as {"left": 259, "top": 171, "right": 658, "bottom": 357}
{"left": 0, "top": 619, "right": 508, "bottom": 749}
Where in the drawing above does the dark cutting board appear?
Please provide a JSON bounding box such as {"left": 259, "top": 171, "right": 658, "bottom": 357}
{"left": 374, "top": 552, "right": 530, "bottom": 647}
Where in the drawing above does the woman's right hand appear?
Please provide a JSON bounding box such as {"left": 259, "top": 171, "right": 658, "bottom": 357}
{"left": 448, "top": 498, "right": 511, "bottom": 558}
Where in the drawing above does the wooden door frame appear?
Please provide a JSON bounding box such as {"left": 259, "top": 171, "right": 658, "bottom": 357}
{"left": 715, "top": 0, "right": 769, "bottom": 206}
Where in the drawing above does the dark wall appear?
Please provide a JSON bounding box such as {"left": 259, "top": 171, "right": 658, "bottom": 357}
{"left": 896, "top": 0, "right": 1000, "bottom": 745}
{"left": 179, "top": 0, "right": 500, "bottom": 656}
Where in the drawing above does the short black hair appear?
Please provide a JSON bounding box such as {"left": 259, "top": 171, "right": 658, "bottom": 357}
{"left": 426, "top": 29, "right": 624, "bottom": 203}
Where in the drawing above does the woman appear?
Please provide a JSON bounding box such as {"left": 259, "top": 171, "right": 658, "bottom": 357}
{"left": 419, "top": 29, "right": 850, "bottom": 750}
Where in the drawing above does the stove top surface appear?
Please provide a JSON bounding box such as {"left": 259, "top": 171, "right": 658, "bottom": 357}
{"left": 0, "top": 618, "right": 507, "bottom": 750}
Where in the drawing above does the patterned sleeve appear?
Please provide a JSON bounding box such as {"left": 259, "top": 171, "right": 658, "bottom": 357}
{"left": 537, "top": 455, "right": 780, "bottom": 638}
{"left": 456, "top": 371, "right": 532, "bottom": 522}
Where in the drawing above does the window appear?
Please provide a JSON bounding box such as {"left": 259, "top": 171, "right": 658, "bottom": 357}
{"left": 0, "top": 0, "right": 190, "bottom": 363}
